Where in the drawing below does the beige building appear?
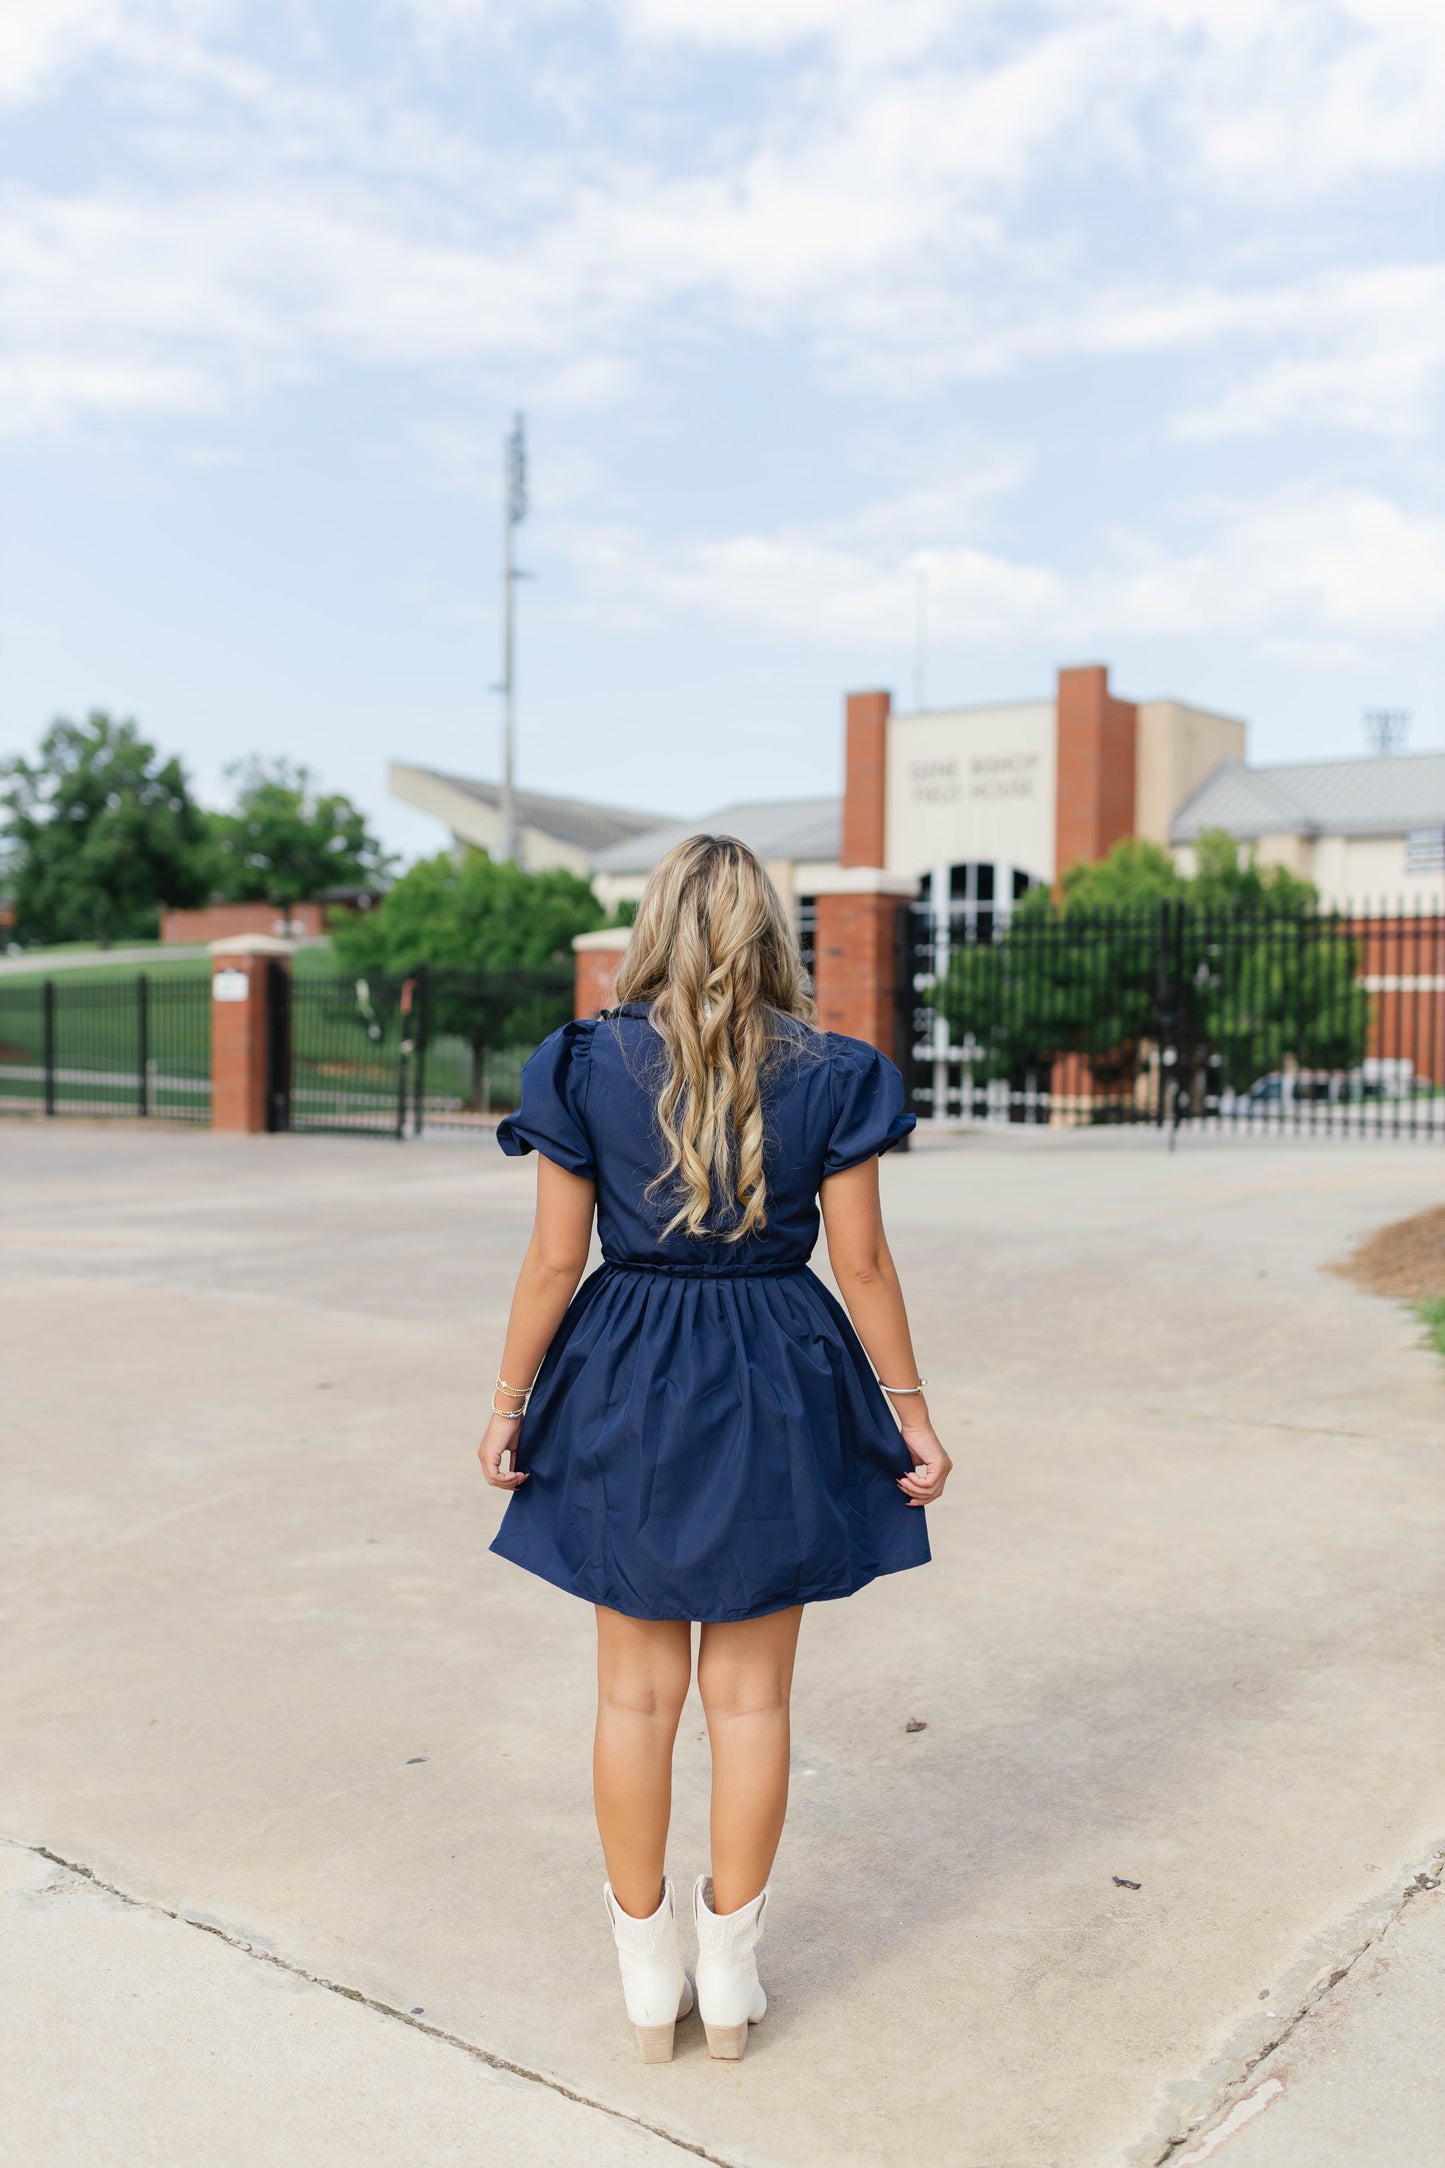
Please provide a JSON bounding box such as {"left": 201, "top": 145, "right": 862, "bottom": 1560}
{"left": 588, "top": 798, "right": 841, "bottom": 916}
{"left": 388, "top": 762, "right": 669, "bottom": 877}
{"left": 390, "top": 670, "right": 1444, "bottom": 919}
{"left": 588, "top": 665, "right": 1246, "bottom": 928}
{"left": 1170, "top": 752, "right": 1445, "bottom": 907}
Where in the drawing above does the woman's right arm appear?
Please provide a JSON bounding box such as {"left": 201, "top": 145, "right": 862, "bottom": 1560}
{"left": 819, "top": 1155, "right": 952, "bottom": 1506}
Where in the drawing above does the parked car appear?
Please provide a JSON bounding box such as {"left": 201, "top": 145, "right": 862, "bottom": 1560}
{"left": 1225, "top": 1060, "right": 1421, "bottom": 1112}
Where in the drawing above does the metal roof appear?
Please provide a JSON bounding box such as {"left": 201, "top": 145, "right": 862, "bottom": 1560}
{"left": 1170, "top": 752, "right": 1445, "bottom": 843}
{"left": 407, "top": 768, "right": 670, "bottom": 855}
{"left": 589, "top": 797, "right": 842, "bottom": 875}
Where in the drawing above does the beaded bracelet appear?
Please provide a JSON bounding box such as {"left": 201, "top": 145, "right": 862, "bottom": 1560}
{"left": 492, "top": 1369, "right": 538, "bottom": 1423}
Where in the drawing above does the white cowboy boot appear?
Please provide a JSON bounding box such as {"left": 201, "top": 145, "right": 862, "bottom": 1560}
{"left": 692, "top": 1875, "right": 768, "bottom": 2060}
{"left": 603, "top": 1878, "right": 695, "bottom": 2063}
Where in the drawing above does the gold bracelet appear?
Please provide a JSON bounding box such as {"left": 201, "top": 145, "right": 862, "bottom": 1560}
{"left": 879, "top": 1377, "right": 928, "bottom": 1394}
{"left": 495, "top": 1372, "right": 535, "bottom": 1398}
{"left": 490, "top": 1397, "right": 525, "bottom": 1421}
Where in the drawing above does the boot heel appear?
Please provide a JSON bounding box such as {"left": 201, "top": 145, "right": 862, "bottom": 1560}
{"left": 704, "top": 2020, "right": 748, "bottom": 2060}
{"left": 633, "top": 2020, "right": 677, "bottom": 2063}
{"left": 606, "top": 1880, "right": 690, "bottom": 2065}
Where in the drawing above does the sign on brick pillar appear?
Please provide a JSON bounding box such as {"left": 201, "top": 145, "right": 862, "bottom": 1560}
{"left": 811, "top": 870, "right": 917, "bottom": 1060}
{"left": 572, "top": 927, "right": 631, "bottom": 1019}
{"left": 209, "top": 934, "right": 294, "bottom": 1133}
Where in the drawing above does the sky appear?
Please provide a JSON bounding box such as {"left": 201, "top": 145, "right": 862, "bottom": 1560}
{"left": 2, "top": 0, "right": 1442, "bottom": 864}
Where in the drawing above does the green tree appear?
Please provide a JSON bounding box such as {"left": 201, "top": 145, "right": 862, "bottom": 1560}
{"left": 930, "top": 829, "right": 1368, "bottom": 1106}
{"left": 330, "top": 848, "right": 603, "bottom": 975}
{"left": 209, "top": 758, "right": 392, "bottom": 910}
{"left": 0, "top": 712, "right": 210, "bottom": 945}
{"left": 1056, "top": 836, "right": 1185, "bottom": 912}
{"left": 1188, "top": 828, "right": 1319, "bottom": 916}
{"left": 330, "top": 849, "right": 603, "bottom": 1108}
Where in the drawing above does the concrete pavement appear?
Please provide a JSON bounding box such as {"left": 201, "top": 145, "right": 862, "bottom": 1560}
{"left": 0, "top": 1840, "right": 691, "bottom": 2168}
{"left": 2, "top": 1123, "right": 1443, "bottom": 2167}
{"left": 1170, "top": 1878, "right": 1445, "bottom": 2165}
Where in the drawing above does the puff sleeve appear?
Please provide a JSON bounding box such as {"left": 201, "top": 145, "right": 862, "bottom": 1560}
{"left": 495, "top": 1020, "right": 597, "bottom": 1177}
{"left": 822, "top": 1040, "right": 916, "bottom": 1175}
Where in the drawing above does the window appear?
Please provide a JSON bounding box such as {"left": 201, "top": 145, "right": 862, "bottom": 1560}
{"left": 918, "top": 863, "right": 1039, "bottom": 944}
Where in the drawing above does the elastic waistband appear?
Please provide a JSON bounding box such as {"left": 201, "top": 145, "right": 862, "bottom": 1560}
{"left": 600, "top": 1258, "right": 810, "bottom": 1282}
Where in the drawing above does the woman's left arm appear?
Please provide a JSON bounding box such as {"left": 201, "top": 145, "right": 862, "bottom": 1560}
{"left": 479, "top": 1155, "right": 597, "bottom": 1490}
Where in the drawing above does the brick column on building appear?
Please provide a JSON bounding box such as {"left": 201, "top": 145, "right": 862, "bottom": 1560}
{"left": 572, "top": 927, "right": 631, "bottom": 1019}
{"left": 841, "top": 690, "right": 891, "bottom": 868}
{"left": 1054, "top": 664, "right": 1138, "bottom": 879}
{"left": 811, "top": 868, "right": 917, "bottom": 1060}
{"left": 209, "top": 934, "right": 293, "bottom": 1133}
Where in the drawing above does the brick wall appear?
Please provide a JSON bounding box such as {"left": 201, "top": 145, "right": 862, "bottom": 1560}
{"left": 573, "top": 935, "right": 629, "bottom": 1019}
{"left": 1353, "top": 913, "right": 1445, "bottom": 1086}
{"left": 1054, "top": 664, "right": 1138, "bottom": 878}
{"left": 813, "top": 891, "right": 905, "bottom": 1056}
{"left": 210, "top": 954, "right": 275, "bottom": 1133}
{"left": 164, "top": 901, "right": 325, "bottom": 945}
{"left": 841, "top": 691, "right": 891, "bottom": 868}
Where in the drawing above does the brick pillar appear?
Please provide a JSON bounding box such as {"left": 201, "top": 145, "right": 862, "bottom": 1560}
{"left": 1054, "top": 664, "right": 1137, "bottom": 878}
{"left": 572, "top": 928, "right": 631, "bottom": 1018}
{"left": 209, "top": 935, "right": 293, "bottom": 1133}
{"left": 812, "top": 871, "right": 916, "bottom": 1057}
{"left": 842, "top": 690, "right": 891, "bottom": 868}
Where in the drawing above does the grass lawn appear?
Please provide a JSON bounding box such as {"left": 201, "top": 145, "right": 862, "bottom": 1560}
{"left": 1418, "top": 1298, "right": 1445, "bottom": 1362}
{"left": 0, "top": 941, "right": 341, "bottom": 988}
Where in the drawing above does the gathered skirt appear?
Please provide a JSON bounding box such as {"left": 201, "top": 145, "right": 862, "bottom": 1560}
{"left": 489, "top": 1262, "right": 931, "bottom": 1622}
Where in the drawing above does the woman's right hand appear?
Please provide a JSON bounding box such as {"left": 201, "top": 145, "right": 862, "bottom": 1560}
{"left": 478, "top": 1415, "right": 529, "bottom": 1489}
{"left": 897, "top": 1423, "right": 951, "bottom": 1507}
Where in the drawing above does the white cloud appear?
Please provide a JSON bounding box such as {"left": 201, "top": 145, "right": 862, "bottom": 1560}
{"left": 1084, "top": 487, "right": 1445, "bottom": 639}
{"left": 1153, "top": 0, "right": 1445, "bottom": 198}
{"left": 394, "top": 0, "right": 1445, "bottom": 195}
{"left": 1083, "top": 265, "right": 1445, "bottom": 443}
{"left": 5, "top": 160, "right": 1437, "bottom": 455}
{"left": 564, "top": 482, "right": 1445, "bottom": 651}
{"left": 3, "top": 0, "right": 1441, "bottom": 443}
{"left": 612, "top": 0, "right": 970, "bottom": 66}
{"left": 0, "top": 184, "right": 588, "bottom": 430}
{"left": 823, "top": 264, "right": 1445, "bottom": 441}
{"left": 0, "top": 349, "right": 220, "bottom": 433}
{"left": 0, "top": 0, "right": 224, "bottom": 105}
{"left": 0, "top": 0, "right": 128, "bottom": 102}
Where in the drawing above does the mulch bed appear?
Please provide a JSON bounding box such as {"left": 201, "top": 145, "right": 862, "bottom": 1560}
{"left": 1332, "top": 1203, "right": 1445, "bottom": 1300}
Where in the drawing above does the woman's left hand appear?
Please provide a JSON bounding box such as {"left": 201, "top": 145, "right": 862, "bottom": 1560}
{"left": 897, "top": 1422, "right": 951, "bottom": 1506}
{"left": 478, "top": 1415, "right": 529, "bottom": 1488}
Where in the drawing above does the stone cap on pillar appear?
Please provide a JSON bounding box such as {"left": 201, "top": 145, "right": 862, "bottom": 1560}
{"left": 806, "top": 868, "right": 916, "bottom": 897}
{"left": 572, "top": 927, "right": 632, "bottom": 952}
{"left": 208, "top": 933, "right": 298, "bottom": 957}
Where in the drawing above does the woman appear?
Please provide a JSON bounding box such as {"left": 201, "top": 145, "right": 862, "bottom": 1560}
{"left": 479, "top": 834, "right": 950, "bottom": 2063}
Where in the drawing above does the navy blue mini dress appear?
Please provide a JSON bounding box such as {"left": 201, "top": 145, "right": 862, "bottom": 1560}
{"left": 491, "top": 1005, "right": 931, "bottom": 1623}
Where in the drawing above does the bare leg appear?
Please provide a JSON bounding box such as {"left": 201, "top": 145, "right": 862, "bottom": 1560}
{"left": 593, "top": 1606, "right": 692, "bottom": 1918}
{"left": 696, "top": 1606, "right": 803, "bottom": 1914}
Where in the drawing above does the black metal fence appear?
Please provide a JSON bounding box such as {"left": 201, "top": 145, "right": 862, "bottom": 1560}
{"left": 900, "top": 900, "right": 1445, "bottom": 1138}
{"left": 281, "top": 964, "right": 575, "bottom": 1137}
{"left": 0, "top": 974, "right": 212, "bottom": 1122}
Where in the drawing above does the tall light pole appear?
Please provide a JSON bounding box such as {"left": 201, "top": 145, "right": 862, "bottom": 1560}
{"left": 913, "top": 567, "right": 928, "bottom": 711}
{"left": 498, "top": 410, "right": 529, "bottom": 866}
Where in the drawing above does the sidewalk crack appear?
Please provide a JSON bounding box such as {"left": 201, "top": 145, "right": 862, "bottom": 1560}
{"left": 1151, "top": 1846, "right": 1445, "bottom": 2164}
{"left": 8, "top": 1838, "right": 741, "bottom": 2168}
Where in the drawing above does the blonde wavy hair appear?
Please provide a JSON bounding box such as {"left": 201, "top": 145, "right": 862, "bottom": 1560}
{"left": 613, "top": 834, "right": 817, "bottom": 1242}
